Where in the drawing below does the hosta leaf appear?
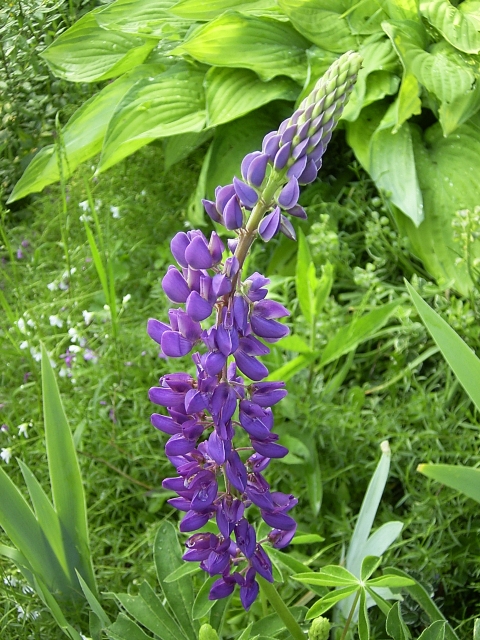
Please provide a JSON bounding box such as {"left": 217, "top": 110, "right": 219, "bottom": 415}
{"left": 170, "top": 0, "right": 274, "bottom": 20}
{"left": 8, "top": 64, "right": 164, "bottom": 203}
{"left": 95, "top": 0, "right": 189, "bottom": 37}
{"left": 278, "top": 0, "right": 357, "bottom": 53}
{"left": 383, "top": 0, "right": 420, "bottom": 20}
{"left": 297, "top": 46, "right": 340, "bottom": 101}
{"left": 347, "top": 0, "right": 389, "bottom": 34}
{"left": 205, "top": 67, "right": 299, "bottom": 127}
{"left": 459, "top": 0, "right": 480, "bottom": 30}
{"left": 172, "top": 13, "right": 308, "bottom": 82}
{"left": 342, "top": 35, "right": 399, "bottom": 121}
{"left": 345, "top": 101, "right": 386, "bottom": 170}
{"left": 41, "top": 13, "right": 157, "bottom": 82}
{"left": 420, "top": 0, "right": 480, "bottom": 54}
{"left": 370, "top": 118, "right": 424, "bottom": 226}
{"left": 163, "top": 130, "right": 213, "bottom": 171}
{"left": 395, "top": 72, "right": 422, "bottom": 130}
{"left": 99, "top": 62, "right": 206, "bottom": 172}
{"left": 394, "top": 119, "right": 480, "bottom": 294}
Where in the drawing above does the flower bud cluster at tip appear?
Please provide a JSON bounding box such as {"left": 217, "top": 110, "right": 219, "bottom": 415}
{"left": 147, "top": 53, "right": 362, "bottom": 610}
{"left": 201, "top": 50, "right": 362, "bottom": 244}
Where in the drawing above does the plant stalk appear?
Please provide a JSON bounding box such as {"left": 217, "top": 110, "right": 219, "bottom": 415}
{"left": 258, "top": 577, "right": 306, "bottom": 640}
{"left": 339, "top": 589, "right": 360, "bottom": 640}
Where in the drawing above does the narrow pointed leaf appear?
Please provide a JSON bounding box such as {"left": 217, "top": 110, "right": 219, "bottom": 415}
{"left": 41, "top": 13, "right": 157, "bottom": 82}
{"left": 361, "top": 555, "right": 382, "bottom": 582}
{"left": 165, "top": 563, "right": 201, "bottom": 583}
{"left": 386, "top": 602, "right": 410, "bottom": 640}
{"left": 294, "top": 565, "right": 358, "bottom": 587}
{"left": 41, "top": 345, "right": 95, "bottom": 591}
{"left": 305, "top": 585, "right": 359, "bottom": 619}
{"left": 366, "top": 585, "right": 392, "bottom": 617}
{"left": 367, "top": 575, "right": 416, "bottom": 587}
{"left": 172, "top": 13, "right": 308, "bottom": 82}
{"left": 358, "top": 589, "right": 370, "bottom": 640}
{"left": 407, "top": 282, "right": 480, "bottom": 412}
{"left": 77, "top": 571, "right": 111, "bottom": 628}
{"left": 99, "top": 62, "right": 206, "bottom": 172}
{"left": 417, "top": 464, "right": 480, "bottom": 504}
{"left": 107, "top": 613, "right": 155, "bottom": 640}
{"left": 418, "top": 621, "right": 446, "bottom": 640}
{"left": 193, "top": 577, "right": 216, "bottom": 620}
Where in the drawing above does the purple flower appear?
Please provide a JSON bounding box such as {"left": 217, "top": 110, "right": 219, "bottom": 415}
{"left": 147, "top": 50, "right": 361, "bottom": 610}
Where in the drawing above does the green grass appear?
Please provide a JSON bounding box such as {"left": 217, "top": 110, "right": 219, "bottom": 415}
{"left": 1, "top": 139, "right": 480, "bottom": 639}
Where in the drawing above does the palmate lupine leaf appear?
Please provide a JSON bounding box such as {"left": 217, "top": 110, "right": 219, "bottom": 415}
{"left": 41, "top": 345, "right": 96, "bottom": 594}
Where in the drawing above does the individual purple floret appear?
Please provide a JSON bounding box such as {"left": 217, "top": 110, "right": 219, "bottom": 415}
{"left": 148, "top": 51, "right": 361, "bottom": 610}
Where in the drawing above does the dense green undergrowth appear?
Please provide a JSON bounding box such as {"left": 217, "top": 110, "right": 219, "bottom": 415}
{"left": 1, "top": 137, "right": 479, "bottom": 638}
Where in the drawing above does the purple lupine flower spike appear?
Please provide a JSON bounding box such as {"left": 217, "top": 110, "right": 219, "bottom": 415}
{"left": 148, "top": 51, "right": 361, "bottom": 609}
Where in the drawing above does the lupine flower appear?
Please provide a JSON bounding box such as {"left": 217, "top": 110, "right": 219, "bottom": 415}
{"left": 148, "top": 51, "right": 361, "bottom": 609}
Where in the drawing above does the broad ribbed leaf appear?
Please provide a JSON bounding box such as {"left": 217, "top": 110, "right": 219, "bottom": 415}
{"left": 320, "top": 301, "right": 401, "bottom": 366}
{"left": 407, "top": 282, "right": 480, "bottom": 410}
{"left": 41, "top": 345, "right": 95, "bottom": 593}
{"left": 297, "top": 47, "right": 339, "bottom": 101}
{"left": 95, "top": 0, "right": 189, "bottom": 37}
{"left": 172, "top": 13, "right": 308, "bottom": 82}
{"left": 41, "top": 13, "right": 157, "bottom": 82}
{"left": 171, "top": 0, "right": 270, "bottom": 19}
{"left": 348, "top": 0, "right": 389, "bottom": 34}
{"left": 395, "top": 72, "right": 422, "bottom": 130}
{"left": 305, "top": 585, "right": 359, "bottom": 619}
{"left": 420, "top": 0, "right": 480, "bottom": 53}
{"left": 163, "top": 130, "right": 213, "bottom": 171}
{"left": 0, "top": 466, "right": 65, "bottom": 592}
{"left": 345, "top": 101, "right": 386, "bottom": 170}
{"left": 459, "top": 0, "right": 480, "bottom": 29}
{"left": 278, "top": 0, "right": 357, "bottom": 53}
{"left": 99, "top": 62, "right": 206, "bottom": 172}
{"left": 205, "top": 67, "right": 299, "bottom": 127}
{"left": 8, "top": 64, "right": 163, "bottom": 203}
{"left": 370, "top": 118, "right": 424, "bottom": 226}
{"left": 418, "top": 464, "right": 480, "bottom": 503}
{"left": 385, "top": 0, "right": 420, "bottom": 20}
{"left": 342, "top": 36, "right": 399, "bottom": 121}
{"left": 395, "top": 119, "right": 480, "bottom": 294}
{"left": 115, "top": 588, "right": 187, "bottom": 640}
{"left": 154, "top": 521, "right": 198, "bottom": 640}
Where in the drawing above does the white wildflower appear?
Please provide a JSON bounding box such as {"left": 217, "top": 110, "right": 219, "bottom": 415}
{"left": 110, "top": 205, "right": 120, "bottom": 219}
{"left": 58, "top": 280, "right": 69, "bottom": 291}
{"left": 16, "top": 318, "right": 26, "bottom": 333}
{"left": 59, "top": 367, "right": 68, "bottom": 378}
{"left": 78, "top": 200, "right": 90, "bottom": 212}
{"left": 122, "top": 294, "right": 131, "bottom": 305}
{"left": 69, "top": 344, "right": 82, "bottom": 353}
{"left": 18, "top": 423, "right": 29, "bottom": 438}
{"left": 3, "top": 575, "right": 18, "bottom": 587}
{"left": 30, "top": 347, "right": 41, "bottom": 362}
{"left": 49, "top": 315, "right": 63, "bottom": 328}
{"left": 83, "top": 310, "right": 94, "bottom": 325}
{"left": 79, "top": 214, "right": 93, "bottom": 223}
{"left": 47, "top": 282, "right": 56, "bottom": 291}
{"left": 20, "top": 340, "right": 29, "bottom": 350}
{"left": 68, "top": 327, "right": 79, "bottom": 342}
{"left": 1, "top": 448, "right": 12, "bottom": 464}
{"left": 26, "top": 319, "right": 35, "bottom": 328}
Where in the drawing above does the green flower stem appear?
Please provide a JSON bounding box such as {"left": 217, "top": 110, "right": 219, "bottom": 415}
{"left": 258, "top": 577, "right": 306, "bottom": 640}
{"left": 339, "top": 589, "right": 360, "bottom": 640}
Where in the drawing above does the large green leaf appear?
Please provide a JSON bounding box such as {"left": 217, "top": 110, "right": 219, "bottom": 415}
{"left": 278, "top": 0, "right": 357, "bottom": 53}
{"left": 170, "top": 0, "right": 274, "bottom": 20}
{"left": 95, "top": 0, "right": 190, "bottom": 37}
{"left": 347, "top": 0, "right": 389, "bottom": 34}
{"left": 296, "top": 228, "right": 316, "bottom": 325}
{"left": 154, "top": 522, "right": 198, "bottom": 640}
{"left": 420, "top": 0, "right": 480, "bottom": 54}
{"left": 205, "top": 67, "right": 299, "bottom": 127}
{"left": 406, "top": 282, "right": 480, "bottom": 410}
{"left": 163, "top": 130, "right": 213, "bottom": 171}
{"left": 41, "top": 13, "right": 157, "bottom": 82}
{"left": 171, "top": 13, "right": 309, "bottom": 82}
{"left": 41, "top": 345, "right": 95, "bottom": 593}
{"left": 107, "top": 613, "right": 154, "bottom": 640}
{"left": 99, "top": 62, "right": 206, "bottom": 172}
{"left": 459, "top": 0, "right": 480, "bottom": 29}
{"left": 370, "top": 117, "right": 424, "bottom": 226}
{"left": 395, "top": 119, "right": 480, "bottom": 295}
{"left": 345, "top": 101, "right": 387, "bottom": 170}
{"left": 418, "top": 464, "right": 480, "bottom": 503}
{"left": 8, "top": 64, "right": 164, "bottom": 203}
{"left": 342, "top": 35, "right": 399, "bottom": 121}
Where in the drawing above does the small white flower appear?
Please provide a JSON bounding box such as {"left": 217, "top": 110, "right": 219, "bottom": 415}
{"left": 58, "top": 280, "right": 69, "bottom": 291}
{"left": 104, "top": 304, "right": 110, "bottom": 311}
{"left": 79, "top": 200, "right": 90, "bottom": 212}
{"left": 59, "top": 367, "right": 68, "bottom": 378}
{"left": 83, "top": 310, "right": 94, "bottom": 325}
{"left": 1, "top": 448, "right": 12, "bottom": 464}
{"left": 17, "top": 605, "right": 26, "bottom": 620}
{"left": 141, "top": 189, "right": 146, "bottom": 196}
{"left": 22, "top": 585, "right": 34, "bottom": 595}
{"left": 69, "top": 327, "right": 79, "bottom": 343}
{"left": 110, "top": 205, "right": 120, "bottom": 218}
{"left": 122, "top": 293, "right": 131, "bottom": 305}
{"left": 30, "top": 347, "right": 41, "bottom": 362}
{"left": 3, "top": 575, "right": 18, "bottom": 587}
{"left": 47, "top": 282, "right": 56, "bottom": 291}
{"left": 69, "top": 344, "right": 82, "bottom": 353}
{"left": 49, "top": 315, "right": 63, "bottom": 328}
{"left": 16, "top": 318, "right": 26, "bottom": 333}
{"left": 18, "top": 423, "right": 29, "bottom": 438}
{"left": 95, "top": 199, "right": 102, "bottom": 209}
{"left": 20, "top": 340, "right": 29, "bottom": 350}
{"left": 26, "top": 319, "right": 35, "bottom": 328}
